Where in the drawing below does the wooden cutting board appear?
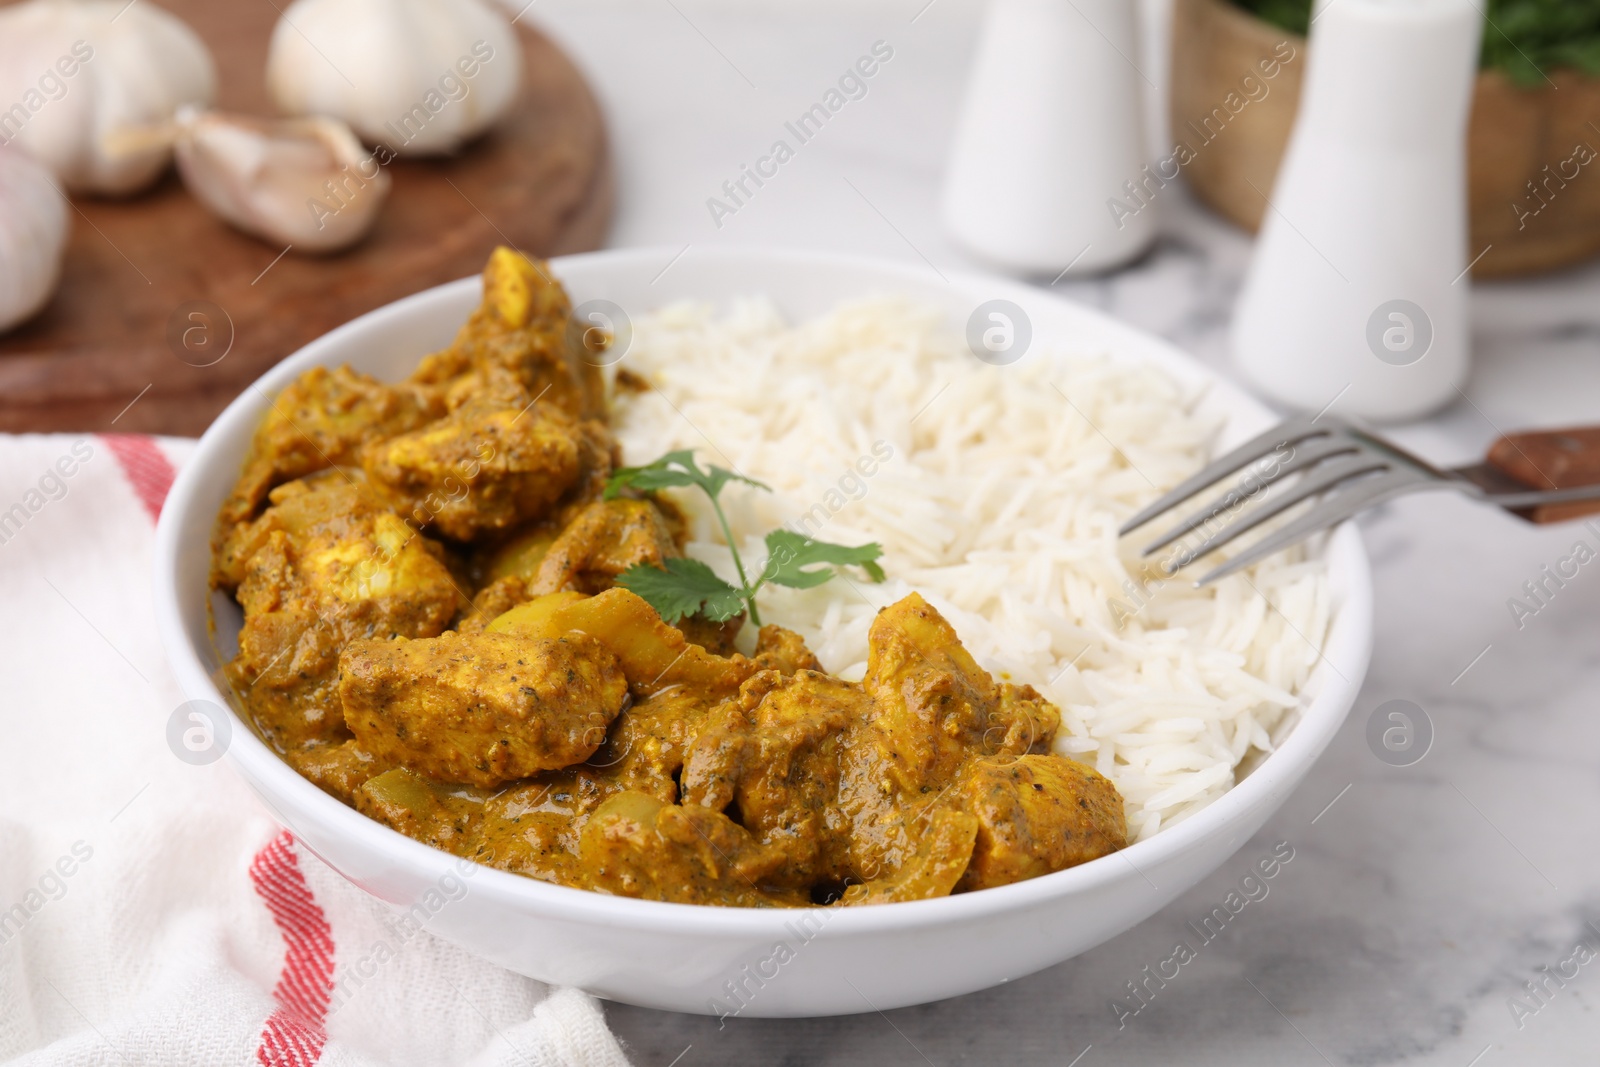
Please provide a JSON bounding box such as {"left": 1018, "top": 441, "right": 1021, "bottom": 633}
{"left": 0, "top": 0, "right": 613, "bottom": 436}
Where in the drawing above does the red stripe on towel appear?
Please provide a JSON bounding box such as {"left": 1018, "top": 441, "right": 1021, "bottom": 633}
{"left": 100, "top": 434, "right": 176, "bottom": 522}
{"left": 251, "top": 832, "right": 335, "bottom": 1067}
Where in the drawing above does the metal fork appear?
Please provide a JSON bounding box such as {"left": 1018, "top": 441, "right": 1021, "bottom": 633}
{"left": 1119, "top": 416, "right": 1600, "bottom": 585}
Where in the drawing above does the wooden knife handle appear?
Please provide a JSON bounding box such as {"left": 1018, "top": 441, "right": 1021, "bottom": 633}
{"left": 1486, "top": 426, "right": 1600, "bottom": 523}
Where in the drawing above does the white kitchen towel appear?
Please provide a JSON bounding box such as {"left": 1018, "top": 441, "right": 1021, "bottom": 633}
{"left": 0, "top": 433, "right": 633, "bottom": 1067}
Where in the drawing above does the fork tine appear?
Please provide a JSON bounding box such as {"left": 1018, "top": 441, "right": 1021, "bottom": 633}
{"left": 1118, "top": 416, "right": 1339, "bottom": 536}
{"left": 1138, "top": 435, "right": 1363, "bottom": 556}
{"left": 1156, "top": 456, "right": 1389, "bottom": 572}
{"left": 1195, "top": 471, "right": 1428, "bottom": 585}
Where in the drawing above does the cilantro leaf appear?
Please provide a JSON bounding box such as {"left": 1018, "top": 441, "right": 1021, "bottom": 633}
{"left": 761, "top": 530, "right": 886, "bottom": 589}
{"left": 616, "top": 558, "right": 746, "bottom": 623}
{"left": 701, "top": 463, "right": 771, "bottom": 501}
{"left": 605, "top": 449, "right": 887, "bottom": 628}
{"left": 604, "top": 450, "right": 770, "bottom": 502}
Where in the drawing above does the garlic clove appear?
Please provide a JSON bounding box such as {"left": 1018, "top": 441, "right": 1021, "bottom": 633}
{"left": 0, "top": 147, "right": 70, "bottom": 334}
{"left": 170, "top": 110, "right": 391, "bottom": 254}
{"left": 0, "top": 0, "right": 215, "bottom": 196}
{"left": 266, "top": 0, "right": 521, "bottom": 158}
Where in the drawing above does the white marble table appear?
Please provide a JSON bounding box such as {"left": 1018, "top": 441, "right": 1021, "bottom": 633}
{"left": 529, "top": 2, "right": 1600, "bottom": 1062}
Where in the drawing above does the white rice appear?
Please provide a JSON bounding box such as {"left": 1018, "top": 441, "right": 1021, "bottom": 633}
{"left": 609, "top": 297, "right": 1332, "bottom": 842}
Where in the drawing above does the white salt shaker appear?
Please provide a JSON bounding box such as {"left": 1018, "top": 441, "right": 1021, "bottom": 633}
{"left": 941, "top": 0, "right": 1156, "bottom": 276}
{"left": 1231, "top": 0, "right": 1483, "bottom": 421}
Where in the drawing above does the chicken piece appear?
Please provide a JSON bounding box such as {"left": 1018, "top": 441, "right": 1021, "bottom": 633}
{"left": 597, "top": 686, "right": 710, "bottom": 801}
{"left": 859, "top": 593, "right": 1059, "bottom": 793}
{"left": 408, "top": 249, "right": 562, "bottom": 392}
{"left": 457, "top": 420, "right": 620, "bottom": 607}
{"left": 338, "top": 630, "right": 628, "bottom": 788}
{"left": 838, "top": 808, "right": 979, "bottom": 905}
{"left": 410, "top": 248, "right": 606, "bottom": 423}
{"left": 676, "top": 614, "right": 744, "bottom": 657}
{"left": 578, "top": 790, "right": 805, "bottom": 907}
{"left": 956, "top": 755, "right": 1127, "bottom": 891}
{"left": 831, "top": 594, "right": 1060, "bottom": 884}
{"left": 462, "top": 684, "right": 713, "bottom": 887}
{"left": 216, "top": 365, "right": 441, "bottom": 531}
{"left": 479, "top": 522, "right": 562, "bottom": 584}
{"left": 454, "top": 575, "right": 531, "bottom": 635}
{"left": 362, "top": 395, "right": 583, "bottom": 543}
{"left": 466, "top": 769, "right": 617, "bottom": 885}
{"left": 551, "top": 418, "right": 623, "bottom": 517}
{"left": 456, "top": 684, "right": 721, "bottom": 890}
{"left": 484, "top": 245, "right": 570, "bottom": 332}
{"left": 457, "top": 331, "right": 609, "bottom": 426}
{"left": 221, "top": 475, "right": 463, "bottom": 750}
{"left": 287, "top": 739, "right": 389, "bottom": 804}
{"left": 681, "top": 671, "right": 868, "bottom": 888}
{"left": 528, "top": 499, "right": 681, "bottom": 596}
{"left": 751, "top": 624, "right": 824, "bottom": 675}
{"left": 487, "top": 588, "right": 754, "bottom": 698}
{"left": 354, "top": 767, "right": 487, "bottom": 854}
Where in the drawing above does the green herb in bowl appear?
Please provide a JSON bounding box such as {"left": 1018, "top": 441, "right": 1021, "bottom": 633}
{"left": 604, "top": 449, "right": 885, "bottom": 626}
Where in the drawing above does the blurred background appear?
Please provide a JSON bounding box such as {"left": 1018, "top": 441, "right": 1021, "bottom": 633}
{"left": 5, "top": 0, "right": 1598, "bottom": 449}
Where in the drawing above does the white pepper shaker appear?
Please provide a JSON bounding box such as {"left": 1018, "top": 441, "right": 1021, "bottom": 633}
{"left": 1231, "top": 0, "right": 1483, "bottom": 421}
{"left": 941, "top": 0, "right": 1156, "bottom": 276}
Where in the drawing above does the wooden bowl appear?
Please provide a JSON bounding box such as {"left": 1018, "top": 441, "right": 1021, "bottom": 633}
{"left": 1170, "top": 0, "right": 1600, "bottom": 278}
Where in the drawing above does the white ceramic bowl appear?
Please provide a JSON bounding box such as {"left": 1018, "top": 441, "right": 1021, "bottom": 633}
{"left": 153, "top": 247, "right": 1372, "bottom": 1017}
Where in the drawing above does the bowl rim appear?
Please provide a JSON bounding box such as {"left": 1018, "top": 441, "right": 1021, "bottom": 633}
{"left": 153, "top": 244, "right": 1372, "bottom": 938}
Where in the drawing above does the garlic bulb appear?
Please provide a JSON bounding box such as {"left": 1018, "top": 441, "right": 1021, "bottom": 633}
{"left": 168, "top": 109, "right": 391, "bottom": 253}
{"left": 0, "top": 147, "right": 70, "bottom": 334}
{"left": 0, "top": 0, "right": 216, "bottom": 196}
{"left": 266, "top": 0, "right": 521, "bottom": 157}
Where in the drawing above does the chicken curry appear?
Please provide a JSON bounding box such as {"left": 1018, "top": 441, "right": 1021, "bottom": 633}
{"left": 211, "top": 248, "right": 1128, "bottom": 907}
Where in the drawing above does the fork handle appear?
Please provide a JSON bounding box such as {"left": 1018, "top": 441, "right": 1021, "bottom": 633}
{"left": 1487, "top": 427, "right": 1600, "bottom": 523}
